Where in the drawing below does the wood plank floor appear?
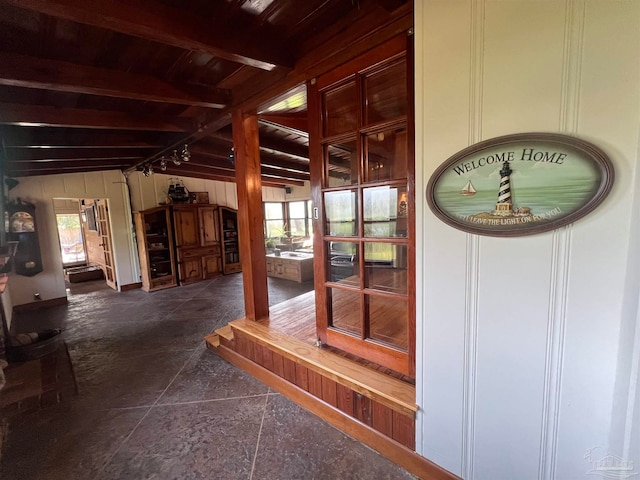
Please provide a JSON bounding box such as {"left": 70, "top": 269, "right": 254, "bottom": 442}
{"left": 261, "top": 291, "right": 414, "bottom": 384}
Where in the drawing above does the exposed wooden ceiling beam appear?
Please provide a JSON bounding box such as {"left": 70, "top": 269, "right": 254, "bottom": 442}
{"left": 155, "top": 163, "right": 303, "bottom": 186}
{"left": 0, "top": 103, "right": 192, "bottom": 131}
{"left": 7, "top": 161, "right": 128, "bottom": 176}
{"left": 6, "top": 148, "right": 148, "bottom": 161}
{"left": 1, "top": 129, "right": 172, "bottom": 149}
{"left": 0, "top": 53, "right": 230, "bottom": 109}
{"left": 3, "top": 0, "right": 293, "bottom": 71}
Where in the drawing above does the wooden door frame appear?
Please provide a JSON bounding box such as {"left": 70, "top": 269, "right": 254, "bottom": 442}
{"left": 309, "top": 34, "right": 415, "bottom": 377}
{"left": 95, "top": 198, "right": 117, "bottom": 290}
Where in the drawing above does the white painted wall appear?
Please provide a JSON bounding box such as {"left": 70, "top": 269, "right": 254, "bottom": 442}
{"left": 415, "top": 1, "right": 640, "bottom": 479}
{"left": 5, "top": 168, "right": 308, "bottom": 308}
{"left": 126, "top": 172, "right": 307, "bottom": 210}
{"left": 7, "top": 170, "right": 138, "bottom": 305}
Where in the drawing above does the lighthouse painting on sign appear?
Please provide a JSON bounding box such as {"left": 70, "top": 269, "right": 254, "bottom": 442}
{"left": 426, "top": 133, "right": 614, "bottom": 237}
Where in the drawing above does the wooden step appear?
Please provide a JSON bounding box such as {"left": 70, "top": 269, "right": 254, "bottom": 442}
{"left": 204, "top": 325, "right": 234, "bottom": 349}
{"left": 229, "top": 318, "right": 416, "bottom": 417}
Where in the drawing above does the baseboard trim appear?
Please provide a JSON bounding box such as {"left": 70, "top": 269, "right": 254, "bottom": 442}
{"left": 213, "top": 343, "right": 460, "bottom": 480}
{"left": 13, "top": 296, "right": 68, "bottom": 312}
{"left": 120, "top": 282, "right": 142, "bottom": 292}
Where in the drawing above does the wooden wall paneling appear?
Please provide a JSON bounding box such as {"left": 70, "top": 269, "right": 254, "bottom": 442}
{"left": 294, "top": 363, "right": 309, "bottom": 391}
{"left": 272, "top": 351, "right": 285, "bottom": 378}
{"left": 355, "top": 393, "right": 373, "bottom": 426}
{"left": 307, "top": 369, "right": 324, "bottom": 397}
{"left": 321, "top": 376, "right": 337, "bottom": 406}
{"left": 392, "top": 410, "right": 415, "bottom": 450}
{"left": 282, "top": 357, "right": 297, "bottom": 383}
{"left": 235, "top": 333, "right": 255, "bottom": 362}
{"left": 253, "top": 342, "right": 266, "bottom": 367}
{"left": 372, "top": 401, "right": 394, "bottom": 438}
{"left": 261, "top": 345, "right": 274, "bottom": 372}
{"left": 336, "top": 384, "right": 355, "bottom": 416}
{"left": 232, "top": 109, "right": 269, "bottom": 320}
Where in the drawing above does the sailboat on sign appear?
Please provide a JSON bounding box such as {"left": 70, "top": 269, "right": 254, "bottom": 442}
{"left": 460, "top": 180, "right": 477, "bottom": 196}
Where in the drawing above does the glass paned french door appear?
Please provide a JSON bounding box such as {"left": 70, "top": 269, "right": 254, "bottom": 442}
{"left": 310, "top": 36, "right": 414, "bottom": 376}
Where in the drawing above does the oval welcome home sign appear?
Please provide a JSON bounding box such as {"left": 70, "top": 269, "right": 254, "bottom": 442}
{"left": 426, "top": 133, "right": 614, "bottom": 236}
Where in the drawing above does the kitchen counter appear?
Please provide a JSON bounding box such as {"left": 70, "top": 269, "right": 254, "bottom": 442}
{"left": 266, "top": 251, "right": 314, "bottom": 282}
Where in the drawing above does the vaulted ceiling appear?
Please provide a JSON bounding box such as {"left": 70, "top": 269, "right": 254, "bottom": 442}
{"left": 0, "top": 0, "right": 411, "bottom": 187}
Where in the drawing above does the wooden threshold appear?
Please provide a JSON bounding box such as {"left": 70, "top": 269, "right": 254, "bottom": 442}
{"left": 229, "top": 317, "right": 416, "bottom": 417}
{"left": 212, "top": 342, "right": 459, "bottom": 480}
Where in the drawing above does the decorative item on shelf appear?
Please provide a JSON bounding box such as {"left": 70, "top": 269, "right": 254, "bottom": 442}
{"left": 167, "top": 178, "right": 189, "bottom": 203}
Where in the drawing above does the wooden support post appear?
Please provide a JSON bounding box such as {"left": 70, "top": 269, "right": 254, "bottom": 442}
{"left": 232, "top": 109, "right": 269, "bottom": 320}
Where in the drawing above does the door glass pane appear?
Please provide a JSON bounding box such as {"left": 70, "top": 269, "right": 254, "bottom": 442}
{"left": 365, "top": 59, "right": 407, "bottom": 124}
{"left": 56, "top": 213, "right": 86, "bottom": 265}
{"left": 328, "top": 241, "right": 359, "bottom": 286}
{"left": 365, "top": 243, "right": 407, "bottom": 294}
{"left": 364, "top": 126, "right": 408, "bottom": 182}
{"left": 326, "top": 139, "right": 358, "bottom": 187}
{"left": 323, "top": 81, "right": 357, "bottom": 136}
{"left": 363, "top": 185, "right": 407, "bottom": 238}
{"left": 329, "top": 287, "right": 361, "bottom": 336}
{"left": 324, "top": 190, "right": 357, "bottom": 237}
{"left": 368, "top": 294, "right": 407, "bottom": 349}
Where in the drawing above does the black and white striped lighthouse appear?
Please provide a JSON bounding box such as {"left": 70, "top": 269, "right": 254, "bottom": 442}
{"left": 495, "top": 161, "right": 513, "bottom": 214}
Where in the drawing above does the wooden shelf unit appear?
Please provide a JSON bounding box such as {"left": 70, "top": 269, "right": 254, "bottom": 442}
{"left": 134, "top": 206, "right": 177, "bottom": 292}
{"left": 219, "top": 206, "right": 242, "bottom": 274}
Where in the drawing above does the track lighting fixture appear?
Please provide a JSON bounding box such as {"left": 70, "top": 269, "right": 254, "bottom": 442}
{"left": 138, "top": 144, "right": 190, "bottom": 176}
{"left": 171, "top": 150, "right": 181, "bottom": 166}
{"left": 180, "top": 144, "right": 190, "bottom": 162}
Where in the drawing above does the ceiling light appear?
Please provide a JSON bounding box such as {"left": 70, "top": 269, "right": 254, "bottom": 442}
{"left": 171, "top": 150, "right": 181, "bottom": 166}
{"left": 180, "top": 144, "right": 190, "bottom": 162}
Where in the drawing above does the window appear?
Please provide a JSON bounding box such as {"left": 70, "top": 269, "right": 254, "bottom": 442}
{"left": 264, "top": 202, "right": 285, "bottom": 238}
{"left": 264, "top": 201, "right": 313, "bottom": 239}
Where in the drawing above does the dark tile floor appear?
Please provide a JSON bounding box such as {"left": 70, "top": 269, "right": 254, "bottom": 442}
{"left": 1, "top": 274, "right": 416, "bottom": 480}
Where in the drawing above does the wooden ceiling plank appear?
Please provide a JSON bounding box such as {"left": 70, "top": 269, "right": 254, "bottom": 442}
{"left": 3, "top": 0, "right": 293, "bottom": 71}
{"left": 258, "top": 114, "right": 308, "bottom": 134}
{"left": 0, "top": 103, "right": 192, "bottom": 131}
{"left": 369, "top": 0, "right": 407, "bottom": 12}
{"left": 208, "top": 130, "right": 309, "bottom": 162}
{"left": 260, "top": 165, "right": 309, "bottom": 181}
{"left": 0, "top": 52, "right": 230, "bottom": 108}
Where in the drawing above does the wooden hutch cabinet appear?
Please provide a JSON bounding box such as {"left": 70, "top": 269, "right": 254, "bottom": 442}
{"left": 172, "top": 204, "right": 222, "bottom": 284}
{"left": 134, "top": 206, "right": 177, "bottom": 292}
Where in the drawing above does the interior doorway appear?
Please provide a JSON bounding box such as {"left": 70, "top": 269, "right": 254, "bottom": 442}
{"left": 53, "top": 198, "right": 117, "bottom": 291}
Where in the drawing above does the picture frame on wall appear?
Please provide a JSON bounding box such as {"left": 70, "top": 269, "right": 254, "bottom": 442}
{"left": 426, "top": 133, "right": 614, "bottom": 237}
